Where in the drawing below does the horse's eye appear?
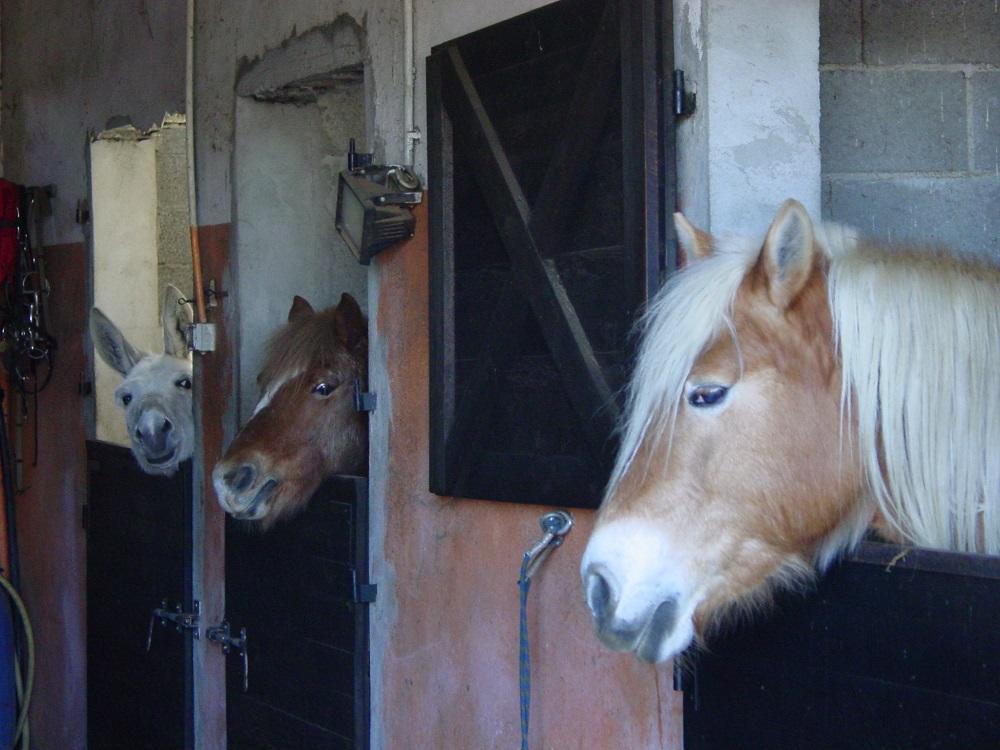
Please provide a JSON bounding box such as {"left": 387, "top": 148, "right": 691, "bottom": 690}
{"left": 688, "top": 385, "right": 729, "bottom": 407}
{"left": 121, "top": 393, "right": 133, "bottom": 406}
{"left": 312, "top": 381, "right": 338, "bottom": 397}
{"left": 176, "top": 377, "right": 192, "bottom": 390}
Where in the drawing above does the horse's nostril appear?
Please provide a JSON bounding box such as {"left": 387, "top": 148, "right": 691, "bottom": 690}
{"left": 224, "top": 465, "right": 256, "bottom": 494}
{"left": 585, "top": 569, "right": 614, "bottom": 624}
{"left": 161, "top": 418, "right": 173, "bottom": 434}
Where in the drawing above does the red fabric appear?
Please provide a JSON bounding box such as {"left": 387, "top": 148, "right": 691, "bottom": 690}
{"left": 0, "top": 180, "right": 19, "bottom": 287}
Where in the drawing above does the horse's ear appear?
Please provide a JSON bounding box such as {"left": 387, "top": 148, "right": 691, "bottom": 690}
{"left": 334, "top": 293, "right": 366, "bottom": 349}
{"left": 162, "top": 284, "right": 193, "bottom": 357}
{"left": 288, "top": 296, "right": 315, "bottom": 323}
{"left": 673, "top": 212, "right": 713, "bottom": 266}
{"left": 760, "top": 199, "right": 816, "bottom": 310}
{"left": 91, "top": 307, "right": 144, "bottom": 375}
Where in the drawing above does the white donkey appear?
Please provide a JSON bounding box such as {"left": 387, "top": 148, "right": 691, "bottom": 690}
{"left": 90, "top": 284, "right": 194, "bottom": 476}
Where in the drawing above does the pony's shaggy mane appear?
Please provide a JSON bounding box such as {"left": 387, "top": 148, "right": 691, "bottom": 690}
{"left": 610, "top": 220, "right": 1000, "bottom": 556}
{"left": 258, "top": 306, "right": 351, "bottom": 392}
{"left": 829, "top": 236, "right": 1000, "bottom": 554}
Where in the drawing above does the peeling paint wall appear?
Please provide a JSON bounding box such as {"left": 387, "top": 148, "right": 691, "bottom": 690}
{"left": 674, "top": 0, "right": 821, "bottom": 235}
{"left": 91, "top": 132, "right": 159, "bottom": 445}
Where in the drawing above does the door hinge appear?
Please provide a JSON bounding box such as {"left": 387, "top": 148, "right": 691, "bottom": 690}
{"left": 672, "top": 69, "right": 696, "bottom": 118}
{"left": 353, "top": 378, "right": 377, "bottom": 413}
{"left": 353, "top": 569, "right": 377, "bottom": 603}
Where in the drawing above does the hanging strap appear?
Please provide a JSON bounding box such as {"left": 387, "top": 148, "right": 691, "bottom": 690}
{"left": 517, "top": 510, "right": 573, "bottom": 750}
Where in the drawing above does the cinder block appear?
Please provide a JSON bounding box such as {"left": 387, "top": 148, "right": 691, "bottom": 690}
{"left": 821, "top": 0, "right": 862, "bottom": 65}
{"left": 864, "top": 0, "right": 1000, "bottom": 65}
{"left": 971, "top": 72, "right": 1000, "bottom": 173}
{"left": 822, "top": 175, "right": 1000, "bottom": 256}
{"left": 821, "top": 70, "right": 967, "bottom": 173}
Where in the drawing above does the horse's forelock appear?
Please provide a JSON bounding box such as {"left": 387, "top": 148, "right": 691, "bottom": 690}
{"left": 257, "top": 306, "right": 365, "bottom": 393}
{"left": 608, "top": 236, "right": 759, "bottom": 499}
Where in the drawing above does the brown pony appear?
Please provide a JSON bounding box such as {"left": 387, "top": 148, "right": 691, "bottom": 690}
{"left": 582, "top": 200, "right": 1000, "bottom": 664}
{"left": 213, "top": 293, "right": 368, "bottom": 528}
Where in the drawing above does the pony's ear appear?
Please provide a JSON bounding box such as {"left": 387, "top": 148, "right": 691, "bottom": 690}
{"left": 162, "top": 284, "right": 193, "bottom": 357}
{"left": 760, "top": 199, "right": 816, "bottom": 310}
{"left": 91, "top": 307, "right": 144, "bottom": 375}
{"left": 288, "top": 295, "right": 315, "bottom": 323}
{"left": 334, "top": 293, "right": 366, "bottom": 350}
{"left": 673, "top": 212, "right": 713, "bottom": 266}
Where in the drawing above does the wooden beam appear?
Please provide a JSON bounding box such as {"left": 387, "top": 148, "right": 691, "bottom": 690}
{"left": 438, "top": 1, "right": 624, "bottom": 490}
{"left": 439, "top": 44, "right": 619, "bottom": 466}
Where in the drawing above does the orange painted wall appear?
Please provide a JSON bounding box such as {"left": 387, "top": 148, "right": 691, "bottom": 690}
{"left": 14, "top": 242, "right": 88, "bottom": 750}
{"left": 371, "top": 205, "right": 683, "bottom": 748}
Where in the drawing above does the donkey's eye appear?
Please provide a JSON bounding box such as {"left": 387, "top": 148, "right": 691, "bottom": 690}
{"left": 688, "top": 385, "right": 729, "bottom": 408}
{"left": 312, "top": 381, "right": 339, "bottom": 397}
{"left": 121, "top": 393, "right": 133, "bottom": 406}
{"left": 175, "top": 377, "right": 192, "bottom": 390}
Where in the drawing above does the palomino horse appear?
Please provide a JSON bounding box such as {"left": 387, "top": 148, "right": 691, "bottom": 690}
{"left": 582, "top": 200, "right": 1000, "bottom": 664}
{"left": 91, "top": 284, "right": 195, "bottom": 476}
{"left": 213, "top": 293, "right": 367, "bottom": 528}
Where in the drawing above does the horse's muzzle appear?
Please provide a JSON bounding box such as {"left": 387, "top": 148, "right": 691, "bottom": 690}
{"left": 214, "top": 460, "right": 279, "bottom": 519}
{"left": 584, "top": 567, "right": 680, "bottom": 663}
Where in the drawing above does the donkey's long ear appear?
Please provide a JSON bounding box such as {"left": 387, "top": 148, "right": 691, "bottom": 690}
{"left": 760, "top": 199, "right": 816, "bottom": 310}
{"left": 288, "top": 295, "right": 315, "bottom": 323}
{"left": 91, "top": 307, "right": 144, "bottom": 375}
{"left": 162, "top": 284, "right": 193, "bottom": 357}
{"left": 673, "top": 212, "right": 713, "bottom": 267}
{"left": 334, "top": 293, "right": 366, "bottom": 350}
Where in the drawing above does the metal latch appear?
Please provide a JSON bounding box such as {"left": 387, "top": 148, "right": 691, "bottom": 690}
{"left": 207, "top": 621, "right": 249, "bottom": 692}
{"left": 187, "top": 322, "right": 217, "bottom": 353}
{"left": 147, "top": 599, "right": 200, "bottom": 652}
{"left": 352, "top": 569, "right": 378, "bottom": 604}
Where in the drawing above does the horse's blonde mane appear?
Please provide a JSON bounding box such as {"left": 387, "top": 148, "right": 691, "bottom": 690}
{"left": 829, "top": 237, "right": 1000, "bottom": 554}
{"left": 611, "top": 220, "right": 1000, "bottom": 555}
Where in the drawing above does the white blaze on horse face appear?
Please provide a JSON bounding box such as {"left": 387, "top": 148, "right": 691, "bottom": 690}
{"left": 251, "top": 368, "right": 302, "bottom": 417}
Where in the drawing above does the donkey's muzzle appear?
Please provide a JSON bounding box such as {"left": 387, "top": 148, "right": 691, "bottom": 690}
{"left": 584, "top": 567, "right": 679, "bottom": 662}
{"left": 135, "top": 414, "right": 175, "bottom": 459}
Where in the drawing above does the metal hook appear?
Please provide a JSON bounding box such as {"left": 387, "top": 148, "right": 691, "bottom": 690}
{"left": 520, "top": 510, "right": 574, "bottom": 583}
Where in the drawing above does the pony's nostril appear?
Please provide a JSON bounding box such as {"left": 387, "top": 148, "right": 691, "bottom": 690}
{"left": 224, "top": 465, "right": 256, "bottom": 494}
{"left": 585, "top": 569, "right": 615, "bottom": 624}
{"left": 161, "top": 418, "right": 173, "bottom": 434}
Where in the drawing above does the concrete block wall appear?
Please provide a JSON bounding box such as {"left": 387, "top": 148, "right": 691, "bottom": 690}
{"left": 820, "top": 0, "right": 999, "bottom": 255}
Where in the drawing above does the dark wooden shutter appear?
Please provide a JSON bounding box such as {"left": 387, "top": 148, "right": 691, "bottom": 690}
{"left": 428, "top": 0, "right": 674, "bottom": 507}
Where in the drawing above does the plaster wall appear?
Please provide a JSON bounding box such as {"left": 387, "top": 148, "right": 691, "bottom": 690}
{"left": 233, "top": 88, "right": 367, "bottom": 420}
{"left": 674, "top": 0, "right": 821, "bottom": 235}
{"left": 1, "top": 0, "right": 186, "bottom": 245}
{"left": 91, "top": 133, "right": 159, "bottom": 446}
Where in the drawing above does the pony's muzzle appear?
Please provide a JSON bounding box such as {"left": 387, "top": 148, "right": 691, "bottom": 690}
{"left": 224, "top": 464, "right": 256, "bottom": 495}
{"left": 584, "top": 566, "right": 680, "bottom": 662}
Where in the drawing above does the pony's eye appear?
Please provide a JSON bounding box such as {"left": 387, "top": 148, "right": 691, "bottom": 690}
{"left": 176, "top": 377, "right": 192, "bottom": 390}
{"left": 688, "top": 385, "right": 729, "bottom": 407}
{"left": 312, "top": 381, "right": 338, "bottom": 397}
{"left": 121, "top": 393, "right": 133, "bottom": 406}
